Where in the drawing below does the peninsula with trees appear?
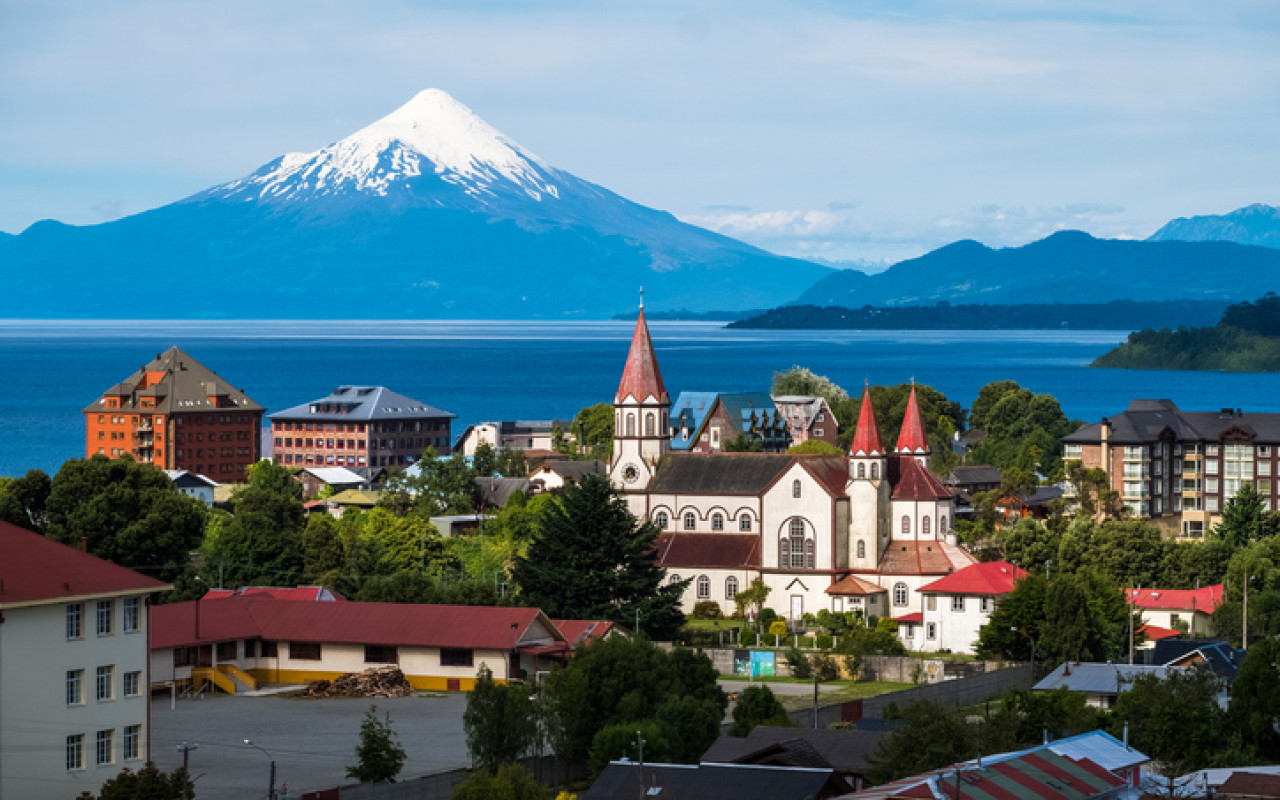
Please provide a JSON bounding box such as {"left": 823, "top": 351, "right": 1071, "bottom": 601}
{"left": 1093, "top": 292, "right": 1280, "bottom": 371}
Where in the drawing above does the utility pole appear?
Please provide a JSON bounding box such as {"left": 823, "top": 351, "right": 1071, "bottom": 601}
{"left": 176, "top": 741, "right": 198, "bottom": 772}
{"left": 1128, "top": 585, "right": 1137, "bottom": 665}
{"left": 1244, "top": 572, "right": 1250, "bottom": 647}
{"left": 636, "top": 729, "right": 647, "bottom": 795}
{"left": 813, "top": 674, "right": 820, "bottom": 730}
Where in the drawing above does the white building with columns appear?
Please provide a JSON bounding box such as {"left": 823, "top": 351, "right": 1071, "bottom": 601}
{"left": 609, "top": 307, "right": 974, "bottom": 626}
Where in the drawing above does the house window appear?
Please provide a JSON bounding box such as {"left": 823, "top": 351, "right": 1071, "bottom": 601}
{"left": 96, "top": 729, "right": 114, "bottom": 766}
{"left": 857, "top": 540, "right": 866, "bottom": 558}
{"left": 244, "top": 639, "right": 258, "bottom": 658}
{"left": 67, "top": 603, "right": 84, "bottom": 639}
{"left": 780, "top": 538, "right": 790, "bottom": 566}
{"left": 871, "top": 463, "right": 879, "bottom": 479}
{"left": 926, "top": 595, "right": 937, "bottom": 611}
{"left": 805, "top": 539, "right": 814, "bottom": 568}
{"left": 815, "top": 428, "right": 824, "bottom": 437}
{"left": 261, "top": 641, "right": 279, "bottom": 658}
{"left": 655, "top": 512, "right": 668, "bottom": 529}
{"left": 684, "top": 512, "right": 696, "bottom": 530}
{"left": 365, "top": 645, "right": 399, "bottom": 664}
{"left": 173, "top": 647, "right": 196, "bottom": 668}
{"left": 952, "top": 595, "right": 965, "bottom": 611}
{"left": 922, "top": 516, "right": 931, "bottom": 536}
{"left": 697, "top": 575, "right": 711, "bottom": 599}
{"left": 793, "top": 479, "right": 801, "bottom": 498}
{"left": 96, "top": 666, "right": 114, "bottom": 701}
{"left": 893, "top": 583, "right": 909, "bottom": 607}
{"left": 67, "top": 734, "right": 85, "bottom": 771}
{"left": 927, "top": 623, "right": 937, "bottom": 640}
{"left": 740, "top": 515, "right": 752, "bottom": 531}
{"left": 123, "top": 597, "right": 141, "bottom": 633}
{"left": 626, "top": 414, "right": 635, "bottom": 436}
{"left": 645, "top": 414, "right": 655, "bottom": 436}
{"left": 726, "top": 576, "right": 739, "bottom": 599}
{"left": 124, "top": 725, "right": 141, "bottom": 760}
{"left": 669, "top": 573, "right": 682, "bottom": 586}
{"left": 940, "top": 515, "right": 948, "bottom": 533}
{"left": 289, "top": 642, "right": 322, "bottom": 660}
{"left": 67, "top": 669, "right": 84, "bottom": 705}
{"left": 981, "top": 597, "right": 992, "bottom": 613}
{"left": 440, "top": 648, "right": 474, "bottom": 667}
{"left": 216, "top": 641, "right": 237, "bottom": 661}
{"left": 712, "top": 513, "right": 724, "bottom": 531}
{"left": 901, "top": 515, "right": 911, "bottom": 535}
{"left": 857, "top": 463, "right": 866, "bottom": 478}
{"left": 123, "top": 671, "right": 141, "bottom": 697}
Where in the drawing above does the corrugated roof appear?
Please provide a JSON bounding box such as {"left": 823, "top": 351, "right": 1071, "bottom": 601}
{"left": 299, "top": 466, "right": 366, "bottom": 484}
{"left": 270, "top": 386, "right": 454, "bottom": 422}
{"left": 152, "top": 595, "right": 563, "bottom": 651}
{"left": 1034, "top": 662, "right": 1175, "bottom": 694}
{"left": 1126, "top": 585, "right": 1222, "bottom": 613}
{"left": 890, "top": 456, "right": 953, "bottom": 501}
{"left": 877, "top": 540, "right": 975, "bottom": 576}
{"left": 920, "top": 562, "right": 1026, "bottom": 595}
{"left": 650, "top": 453, "right": 793, "bottom": 495}
{"left": 671, "top": 391, "right": 722, "bottom": 451}
{"left": 583, "top": 762, "right": 844, "bottom": 800}
{"left": 84, "top": 346, "right": 263, "bottom": 415}
{"left": 654, "top": 533, "right": 761, "bottom": 569}
{"left": 615, "top": 307, "right": 669, "bottom": 404}
{"left": 827, "top": 574, "right": 887, "bottom": 597}
{"left": 203, "top": 586, "right": 347, "bottom": 602}
{"left": 1219, "top": 771, "right": 1280, "bottom": 798}
{"left": 0, "top": 521, "right": 170, "bottom": 606}
{"left": 702, "top": 726, "right": 886, "bottom": 773}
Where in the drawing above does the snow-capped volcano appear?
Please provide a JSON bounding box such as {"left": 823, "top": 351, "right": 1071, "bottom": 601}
{"left": 203, "top": 89, "right": 563, "bottom": 208}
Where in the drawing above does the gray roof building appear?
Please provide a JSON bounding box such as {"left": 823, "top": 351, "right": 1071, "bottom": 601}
{"left": 269, "top": 386, "right": 454, "bottom": 423}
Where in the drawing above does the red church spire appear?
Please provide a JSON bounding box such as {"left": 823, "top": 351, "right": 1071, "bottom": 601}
{"left": 895, "top": 383, "right": 930, "bottom": 454}
{"left": 615, "top": 301, "right": 669, "bottom": 404}
{"left": 850, "top": 383, "right": 883, "bottom": 456}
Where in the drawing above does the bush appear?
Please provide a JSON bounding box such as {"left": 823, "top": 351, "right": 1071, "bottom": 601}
{"left": 815, "top": 633, "right": 833, "bottom": 651}
{"left": 730, "top": 685, "right": 791, "bottom": 737}
{"left": 760, "top": 608, "right": 780, "bottom": 629}
{"left": 768, "top": 620, "right": 789, "bottom": 641}
{"left": 691, "top": 600, "right": 723, "bottom": 620}
{"left": 452, "top": 763, "right": 549, "bottom": 800}
{"left": 739, "top": 627, "right": 758, "bottom": 647}
{"left": 813, "top": 653, "right": 840, "bottom": 682}
{"left": 843, "top": 653, "right": 863, "bottom": 680}
{"left": 589, "top": 719, "right": 671, "bottom": 776}
{"left": 785, "top": 646, "right": 812, "bottom": 679}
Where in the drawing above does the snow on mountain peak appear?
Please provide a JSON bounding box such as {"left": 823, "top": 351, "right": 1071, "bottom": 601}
{"left": 216, "top": 89, "right": 561, "bottom": 205}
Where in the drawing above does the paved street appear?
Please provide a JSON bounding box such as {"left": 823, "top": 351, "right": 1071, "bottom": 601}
{"left": 149, "top": 693, "right": 471, "bottom": 800}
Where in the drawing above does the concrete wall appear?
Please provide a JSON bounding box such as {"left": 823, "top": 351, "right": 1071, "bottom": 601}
{"left": 860, "top": 664, "right": 1034, "bottom": 718}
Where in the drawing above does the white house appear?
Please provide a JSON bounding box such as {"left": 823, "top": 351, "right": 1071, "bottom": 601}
{"left": 1126, "top": 585, "right": 1223, "bottom": 637}
{"left": 0, "top": 521, "right": 169, "bottom": 800}
{"left": 164, "top": 469, "right": 218, "bottom": 506}
{"left": 898, "top": 561, "right": 1027, "bottom": 654}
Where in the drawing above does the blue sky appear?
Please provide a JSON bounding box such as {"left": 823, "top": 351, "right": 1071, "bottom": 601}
{"left": 2, "top": 0, "right": 1278, "bottom": 264}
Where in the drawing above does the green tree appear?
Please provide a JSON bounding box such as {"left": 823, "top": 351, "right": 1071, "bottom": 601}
{"left": 1111, "top": 669, "right": 1230, "bottom": 794}
{"left": 301, "top": 513, "right": 345, "bottom": 586}
{"left": 473, "top": 442, "right": 498, "bottom": 477}
{"left": 573, "top": 402, "right": 615, "bottom": 461}
{"left": 867, "top": 700, "right": 974, "bottom": 784}
{"left": 44, "top": 455, "right": 205, "bottom": 581}
{"left": 0, "top": 468, "right": 51, "bottom": 532}
{"left": 968, "top": 381, "right": 1075, "bottom": 476}
{"left": 1215, "top": 482, "right": 1273, "bottom": 549}
{"left": 245, "top": 459, "right": 302, "bottom": 500}
{"left": 346, "top": 705, "right": 407, "bottom": 783}
{"left": 464, "top": 665, "right": 538, "bottom": 773}
{"left": 513, "top": 474, "right": 687, "bottom": 639}
{"left": 771, "top": 366, "right": 849, "bottom": 404}
{"left": 451, "top": 763, "right": 549, "bottom": 800}
{"left": 1229, "top": 637, "right": 1280, "bottom": 761}
{"left": 723, "top": 433, "right": 763, "bottom": 452}
{"left": 75, "top": 762, "right": 195, "bottom": 800}
{"left": 729, "top": 685, "right": 789, "bottom": 737}
{"left": 201, "top": 483, "right": 305, "bottom": 587}
{"left": 494, "top": 448, "right": 529, "bottom": 478}
{"left": 787, "top": 439, "right": 843, "bottom": 455}
{"left": 733, "top": 578, "right": 771, "bottom": 620}
{"left": 589, "top": 719, "right": 673, "bottom": 776}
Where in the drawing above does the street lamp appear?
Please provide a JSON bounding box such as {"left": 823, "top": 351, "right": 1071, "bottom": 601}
{"left": 244, "top": 739, "right": 277, "bottom": 800}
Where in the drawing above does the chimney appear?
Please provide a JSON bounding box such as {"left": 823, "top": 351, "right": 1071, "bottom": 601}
{"left": 80, "top": 537, "right": 87, "bottom": 553}
{"left": 1123, "top": 722, "right": 1130, "bottom": 749}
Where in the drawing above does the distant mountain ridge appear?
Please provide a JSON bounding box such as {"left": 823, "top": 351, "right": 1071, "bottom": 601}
{"left": 796, "top": 230, "right": 1280, "bottom": 308}
{"left": 0, "top": 89, "right": 828, "bottom": 319}
{"left": 1149, "top": 203, "right": 1280, "bottom": 249}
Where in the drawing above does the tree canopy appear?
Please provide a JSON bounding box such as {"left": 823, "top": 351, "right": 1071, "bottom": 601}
{"left": 346, "top": 705, "right": 407, "bottom": 783}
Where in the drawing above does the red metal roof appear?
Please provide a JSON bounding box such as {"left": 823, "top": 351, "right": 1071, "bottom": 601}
{"left": 653, "top": 533, "right": 761, "bottom": 568}
{"left": 893, "top": 612, "right": 923, "bottom": 623}
{"left": 826, "top": 574, "right": 888, "bottom": 597}
{"left": 203, "top": 586, "right": 348, "bottom": 602}
{"left": 1126, "top": 585, "right": 1222, "bottom": 613}
{"left": 151, "top": 595, "right": 562, "bottom": 650}
{"left": 798, "top": 456, "right": 855, "bottom": 497}
{"left": 895, "top": 385, "right": 929, "bottom": 454}
{"left": 920, "top": 561, "right": 1026, "bottom": 595}
{"left": 877, "top": 540, "right": 976, "bottom": 576}
{"left": 1138, "top": 623, "right": 1180, "bottom": 642}
{"left": 0, "top": 521, "right": 169, "bottom": 606}
{"left": 552, "top": 619, "right": 617, "bottom": 647}
{"left": 851, "top": 385, "right": 884, "bottom": 456}
{"left": 615, "top": 307, "right": 669, "bottom": 404}
{"left": 890, "top": 456, "right": 953, "bottom": 501}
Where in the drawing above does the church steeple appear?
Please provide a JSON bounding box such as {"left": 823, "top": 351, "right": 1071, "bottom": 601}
{"left": 615, "top": 303, "right": 668, "bottom": 405}
{"left": 850, "top": 384, "right": 883, "bottom": 457}
{"left": 610, "top": 294, "right": 670, "bottom": 491}
{"left": 895, "top": 383, "right": 931, "bottom": 466}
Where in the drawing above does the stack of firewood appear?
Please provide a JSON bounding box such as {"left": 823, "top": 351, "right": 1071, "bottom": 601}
{"left": 304, "top": 666, "right": 414, "bottom": 698}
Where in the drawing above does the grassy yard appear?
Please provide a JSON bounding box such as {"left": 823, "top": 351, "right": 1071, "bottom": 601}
{"left": 718, "top": 676, "right": 913, "bottom": 712}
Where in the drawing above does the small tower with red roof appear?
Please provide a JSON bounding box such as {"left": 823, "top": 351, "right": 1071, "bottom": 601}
{"left": 849, "top": 383, "right": 887, "bottom": 483}
{"left": 895, "top": 383, "right": 931, "bottom": 469}
{"left": 609, "top": 294, "right": 671, "bottom": 491}
{"left": 848, "top": 384, "right": 891, "bottom": 569}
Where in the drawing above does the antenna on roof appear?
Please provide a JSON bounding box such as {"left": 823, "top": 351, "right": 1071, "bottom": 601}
{"left": 639, "top": 286, "right": 644, "bottom": 309}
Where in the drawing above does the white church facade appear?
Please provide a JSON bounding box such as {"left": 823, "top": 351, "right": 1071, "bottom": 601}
{"left": 609, "top": 306, "right": 975, "bottom": 625}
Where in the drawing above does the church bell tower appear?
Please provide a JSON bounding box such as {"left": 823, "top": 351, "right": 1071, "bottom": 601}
{"left": 609, "top": 294, "right": 670, "bottom": 491}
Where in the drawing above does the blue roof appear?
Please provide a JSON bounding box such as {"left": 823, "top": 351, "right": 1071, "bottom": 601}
{"left": 719, "top": 392, "right": 781, "bottom": 429}
{"left": 670, "top": 391, "right": 720, "bottom": 451}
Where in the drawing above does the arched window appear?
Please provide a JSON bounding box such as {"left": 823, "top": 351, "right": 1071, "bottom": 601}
{"left": 626, "top": 414, "right": 635, "bottom": 436}
{"left": 655, "top": 511, "right": 668, "bottom": 529}
{"left": 893, "top": 582, "right": 909, "bottom": 607}
{"left": 857, "top": 540, "right": 866, "bottom": 558}
{"left": 683, "top": 512, "right": 696, "bottom": 530}
{"left": 711, "top": 513, "right": 724, "bottom": 531}
{"left": 645, "top": 413, "right": 655, "bottom": 436}
{"left": 805, "top": 539, "right": 814, "bottom": 568}
{"left": 940, "top": 515, "right": 948, "bottom": 533}
{"left": 922, "top": 516, "right": 931, "bottom": 536}
{"left": 787, "top": 519, "right": 807, "bottom": 568}
{"left": 790, "top": 519, "right": 805, "bottom": 537}
{"left": 871, "top": 463, "right": 879, "bottom": 480}
{"left": 697, "top": 575, "right": 710, "bottom": 599}
{"left": 792, "top": 479, "right": 801, "bottom": 498}
{"left": 739, "top": 515, "right": 752, "bottom": 532}
{"left": 779, "top": 537, "right": 790, "bottom": 566}
{"left": 725, "top": 576, "right": 739, "bottom": 599}
{"left": 857, "top": 462, "right": 866, "bottom": 478}
{"left": 669, "top": 573, "right": 681, "bottom": 586}
{"left": 901, "top": 515, "right": 911, "bottom": 535}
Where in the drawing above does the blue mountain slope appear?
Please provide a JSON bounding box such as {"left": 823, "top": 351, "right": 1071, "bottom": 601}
{"left": 1148, "top": 203, "right": 1280, "bottom": 249}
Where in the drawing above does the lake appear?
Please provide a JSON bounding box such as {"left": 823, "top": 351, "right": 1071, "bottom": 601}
{"left": 3, "top": 319, "right": 1279, "bottom": 478}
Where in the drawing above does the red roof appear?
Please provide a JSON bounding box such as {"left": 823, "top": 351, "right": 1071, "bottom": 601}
{"left": 151, "top": 595, "right": 562, "bottom": 650}
{"left": 889, "top": 456, "right": 953, "bottom": 501}
{"left": 919, "top": 561, "right": 1026, "bottom": 595}
{"left": 876, "top": 540, "right": 976, "bottom": 576}
{"left": 894, "top": 384, "right": 929, "bottom": 454}
{"left": 1126, "top": 585, "right": 1222, "bottom": 613}
{"left": 615, "top": 307, "right": 669, "bottom": 404}
{"left": 654, "top": 533, "right": 761, "bottom": 568}
{"left": 1138, "top": 624, "right": 1180, "bottom": 642}
{"left": 893, "top": 612, "right": 923, "bottom": 623}
{"left": 826, "top": 574, "right": 887, "bottom": 597}
{"left": 850, "top": 385, "right": 884, "bottom": 456}
{"left": 797, "top": 456, "right": 853, "bottom": 497}
{"left": 203, "top": 586, "right": 347, "bottom": 602}
{"left": 0, "top": 521, "right": 169, "bottom": 606}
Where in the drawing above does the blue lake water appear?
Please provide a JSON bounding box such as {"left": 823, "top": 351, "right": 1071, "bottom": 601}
{"left": 3, "top": 319, "right": 1280, "bottom": 478}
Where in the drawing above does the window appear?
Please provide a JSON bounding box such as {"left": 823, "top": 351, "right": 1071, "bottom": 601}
{"left": 871, "top": 463, "right": 879, "bottom": 479}
{"left": 67, "top": 734, "right": 85, "bottom": 771}
{"left": 725, "top": 576, "right": 739, "bottom": 599}
{"left": 261, "top": 640, "right": 279, "bottom": 658}
{"left": 940, "top": 515, "right": 948, "bottom": 533}
{"left": 67, "top": 669, "right": 84, "bottom": 705}
{"left": 780, "top": 538, "right": 790, "bottom": 566}
{"left": 123, "top": 597, "right": 140, "bottom": 633}
{"left": 1183, "top": 520, "right": 1205, "bottom": 538}
{"left": 739, "top": 515, "right": 752, "bottom": 532}
{"left": 96, "top": 729, "right": 114, "bottom": 766}
{"left": 952, "top": 595, "right": 965, "bottom": 611}
{"left": 96, "top": 666, "right": 114, "bottom": 701}
{"left": 289, "top": 642, "right": 322, "bottom": 660}
{"left": 927, "top": 623, "right": 937, "bottom": 640}
{"left": 857, "top": 540, "right": 866, "bottom": 558}
{"left": 901, "top": 515, "right": 911, "bottom": 535}
{"left": 123, "top": 671, "right": 141, "bottom": 697}
{"left": 244, "top": 639, "right": 258, "bottom": 659}
{"left": 922, "top": 516, "right": 931, "bottom": 536}
{"left": 216, "top": 641, "right": 237, "bottom": 661}
{"left": 655, "top": 511, "right": 668, "bottom": 529}
{"left": 365, "top": 645, "right": 398, "bottom": 664}
{"left": 981, "top": 597, "right": 992, "bottom": 613}
{"left": 792, "top": 479, "right": 801, "bottom": 498}
{"left": 711, "top": 513, "right": 724, "bottom": 531}
{"left": 124, "top": 725, "right": 141, "bottom": 760}
{"left": 926, "top": 595, "right": 937, "bottom": 611}
{"left": 1261, "top": 461, "right": 1273, "bottom": 477}
{"left": 669, "top": 573, "right": 682, "bottom": 585}
{"left": 645, "top": 413, "right": 655, "bottom": 436}
{"left": 857, "top": 462, "right": 866, "bottom": 478}
{"left": 893, "top": 583, "right": 908, "bottom": 607}
{"left": 440, "top": 648, "right": 474, "bottom": 667}
{"left": 815, "top": 428, "right": 824, "bottom": 437}
{"left": 697, "top": 575, "right": 710, "bottom": 599}
{"left": 684, "top": 512, "right": 696, "bottom": 530}
{"left": 67, "top": 603, "right": 84, "bottom": 639}
{"left": 626, "top": 414, "right": 635, "bottom": 436}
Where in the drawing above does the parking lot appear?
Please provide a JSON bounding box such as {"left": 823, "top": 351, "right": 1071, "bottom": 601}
{"left": 149, "top": 692, "right": 471, "bottom": 800}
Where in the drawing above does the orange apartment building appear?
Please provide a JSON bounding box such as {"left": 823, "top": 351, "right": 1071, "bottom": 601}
{"left": 84, "top": 347, "right": 264, "bottom": 481}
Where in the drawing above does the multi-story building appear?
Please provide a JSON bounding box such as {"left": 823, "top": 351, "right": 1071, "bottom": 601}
{"left": 670, "top": 391, "right": 792, "bottom": 453}
{"left": 0, "top": 521, "right": 169, "bottom": 800}
{"left": 270, "top": 386, "right": 454, "bottom": 469}
{"left": 773, "top": 395, "right": 840, "bottom": 450}
{"left": 84, "top": 347, "right": 264, "bottom": 481}
{"left": 1062, "top": 400, "right": 1280, "bottom": 537}
{"left": 453, "top": 419, "right": 575, "bottom": 457}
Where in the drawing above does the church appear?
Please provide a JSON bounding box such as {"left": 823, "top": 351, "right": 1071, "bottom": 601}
{"left": 609, "top": 306, "right": 975, "bottom": 623}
